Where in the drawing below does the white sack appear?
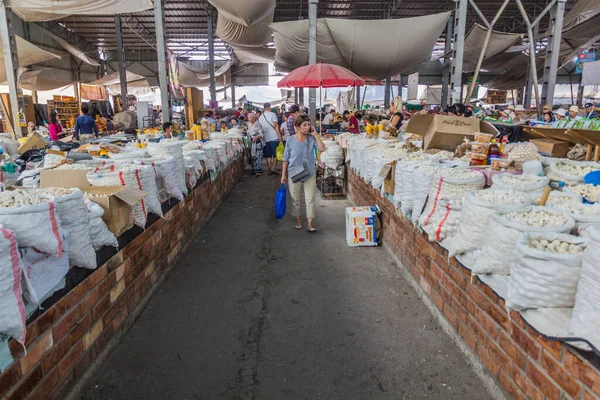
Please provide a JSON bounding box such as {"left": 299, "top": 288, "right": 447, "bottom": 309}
{"left": 0, "top": 200, "right": 63, "bottom": 256}
{"left": 507, "top": 233, "right": 586, "bottom": 310}
{"left": 0, "top": 228, "right": 26, "bottom": 344}
{"left": 423, "top": 197, "right": 462, "bottom": 242}
{"left": 473, "top": 207, "right": 575, "bottom": 275}
{"left": 84, "top": 199, "right": 118, "bottom": 250}
{"left": 491, "top": 173, "right": 550, "bottom": 192}
{"left": 549, "top": 160, "right": 600, "bottom": 183}
{"left": 411, "top": 164, "right": 439, "bottom": 224}
{"left": 148, "top": 142, "right": 187, "bottom": 196}
{"left": 321, "top": 144, "right": 344, "bottom": 170}
{"left": 20, "top": 240, "right": 70, "bottom": 305}
{"left": 135, "top": 156, "right": 184, "bottom": 201}
{"left": 399, "top": 164, "right": 419, "bottom": 217}
{"left": 570, "top": 225, "right": 600, "bottom": 341}
{"left": 447, "top": 189, "right": 531, "bottom": 257}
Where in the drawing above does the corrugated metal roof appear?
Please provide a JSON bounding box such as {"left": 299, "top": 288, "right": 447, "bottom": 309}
{"left": 58, "top": 0, "right": 579, "bottom": 59}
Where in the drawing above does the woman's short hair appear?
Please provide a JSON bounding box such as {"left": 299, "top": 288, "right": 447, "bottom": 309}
{"left": 294, "top": 114, "right": 310, "bottom": 128}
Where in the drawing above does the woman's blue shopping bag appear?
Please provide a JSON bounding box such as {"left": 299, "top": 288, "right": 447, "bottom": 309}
{"left": 275, "top": 184, "right": 286, "bottom": 219}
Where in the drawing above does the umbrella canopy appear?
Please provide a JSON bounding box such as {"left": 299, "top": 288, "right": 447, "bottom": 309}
{"left": 277, "top": 63, "right": 365, "bottom": 88}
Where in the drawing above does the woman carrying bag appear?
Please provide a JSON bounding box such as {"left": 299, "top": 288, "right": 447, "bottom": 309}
{"left": 281, "top": 115, "right": 327, "bottom": 232}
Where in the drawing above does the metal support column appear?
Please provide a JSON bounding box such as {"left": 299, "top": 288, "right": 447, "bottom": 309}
{"left": 231, "top": 78, "right": 236, "bottom": 109}
{"left": 207, "top": 11, "right": 217, "bottom": 107}
{"left": 114, "top": 16, "right": 129, "bottom": 111}
{"left": 294, "top": 88, "right": 299, "bottom": 104}
{"left": 577, "top": 80, "right": 585, "bottom": 105}
{"left": 154, "top": 0, "right": 171, "bottom": 123}
{"left": 450, "top": 0, "right": 467, "bottom": 105}
{"left": 523, "top": 24, "right": 538, "bottom": 108}
{"left": 298, "top": 88, "right": 304, "bottom": 105}
{"left": 384, "top": 77, "right": 391, "bottom": 107}
{"left": 541, "top": 0, "right": 566, "bottom": 107}
{"left": 0, "top": 5, "right": 26, "bottom": 138}
{"left": 407, "top": 72, "right": 419, "bottom": 100}
{"left": 356, "top": 86, "right": 361, "bottom": 109}
{"left": 308, "top": 0, "right": 318, "bottom": 126}
{"left": 441, "top": 15, "right": 453, "bottom": 110}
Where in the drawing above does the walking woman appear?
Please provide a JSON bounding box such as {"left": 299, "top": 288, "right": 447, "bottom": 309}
{"left": 247, "top": 113, "right": 265, "bottom": 177}
{"left": 281, "top": 115, "right": 327, "bottom": 232}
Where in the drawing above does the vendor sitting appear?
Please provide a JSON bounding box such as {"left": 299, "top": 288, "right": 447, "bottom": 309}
{"left": 220, "top": 120, "right": 229, "bottom": 132}
{"left": 157, "top": 122, "right": 173, "bottom": 142}
{"left": 504, "top": 105, "right": 517, "bottom": 120}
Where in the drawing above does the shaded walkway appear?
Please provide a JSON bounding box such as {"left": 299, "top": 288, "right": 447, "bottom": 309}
{"left": 79, "top": 170, "right": 492, "bottom": 400}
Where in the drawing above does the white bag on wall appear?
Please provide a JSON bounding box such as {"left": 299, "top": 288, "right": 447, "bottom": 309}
{"left": 0, "top": 228, "right": 26, "bottom": 344}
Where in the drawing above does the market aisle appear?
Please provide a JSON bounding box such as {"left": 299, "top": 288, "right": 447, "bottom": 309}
{"left": 79, "top": 170, "right": 493, "bottom": 400}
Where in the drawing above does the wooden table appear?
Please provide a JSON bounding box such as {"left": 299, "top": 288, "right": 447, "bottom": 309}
{"left": 523, "top": 126, "right": 600, "bottom": 161}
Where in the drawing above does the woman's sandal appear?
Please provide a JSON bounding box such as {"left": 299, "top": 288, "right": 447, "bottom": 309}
{"left": 307, "top": 228, "right": 317, "bottom": 233}
{"left": 294, "top": 224, "right": 303, "bottom": 230}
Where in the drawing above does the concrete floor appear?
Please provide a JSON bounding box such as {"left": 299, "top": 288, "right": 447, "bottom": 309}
{"left": 79, "top": 169, "right": 493, "bottom": 400}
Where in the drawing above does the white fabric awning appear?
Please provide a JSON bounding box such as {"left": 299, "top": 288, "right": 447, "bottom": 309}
{"left": 179, "top": 61, "right": 231, "bottom": 87}
{"left": 0, "top": 35, "right": 61, "bottom": 82}
{"left": 208, "top": 0, "right": 275, "bottom": 27}
{"left": 463, "top": 24, "right": 523, "bottom": 69}
{"left": 18, "top": 69, "right": 73, "bottom": 91}
{"left": 216, "top": 11, "right": 273, "bottom": 48}
{"left": 107, "top": 79, "right": 152, "bottom": 96}
{"left": 270, "top": 13, "right": 451, "bottom": 80}
{"left": 51, "top": 34, "right": 100, "bottom": 66}
{"left": 7, "top": 0, "right": 153, "bottom": 21}
{"left": 86, "top": 70, "right": 145, "bottom": 86}
{"left": 232, "top": 47, "right": 275, "bottom": 65}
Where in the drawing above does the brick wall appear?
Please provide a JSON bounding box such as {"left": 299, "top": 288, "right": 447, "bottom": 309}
{"left": 0, "top": 156, "right": 246, "bottom": 400}
{"left": 348, "top": 167, "right": 600, "bottom": 400}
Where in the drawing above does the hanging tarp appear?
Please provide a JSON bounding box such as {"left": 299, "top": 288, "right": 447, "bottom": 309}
{"left": 17, "top": 69, "right": 73, "bottom": 91}
{"left": 86, "top": 70, "right": 145, "bottom": 86}
{"left": 107, "top": 79, "right": 152, "bottom": 96}
{"left": 208, "top": 0, "right": 275, "bottom": 27}
{"left": 7, "top": 0, "right": 152, "bottom": 22}
{"left": 216, "top": 11, "right": 273, "bottom": 48}
{"left": 270, "top": 13, "right": 450, "bottom": 80}
{"left": 463, "top": 24, "right": 523, "bottom": 68}
{"left": 51, "top": 35, "right": 100, "bottom": 66}
{"left": 232, "top": 46, "right": 275, "bottom": 65}
{"left": 582, "top": 60, "right": 600, "bottom": 86}
{"left": 179, "top": 62, "right": 231, "bottom": 87}
{"left": 0, "top": 35, "right": 61, "bottom": 82}
{"left": 563, "top": 0, "right": 600, "bottom": 31}
{"left": 80, "top": 84, "right": 106, "bottom": 101}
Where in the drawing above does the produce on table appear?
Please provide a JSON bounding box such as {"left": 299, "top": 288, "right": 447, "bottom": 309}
{"left": 568, "top": 184, "right": 600, "bottom": 202}
{"left": 502, "top": 209, "right": 570, "bottom": 227}
{"left": 528, "top": 239, "right": 584, "bottom": 254}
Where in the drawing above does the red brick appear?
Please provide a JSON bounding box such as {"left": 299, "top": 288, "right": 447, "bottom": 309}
{"left": 526, "top": 362, "right": 561, "bottom": 400}
{"left": 68, "top": 313, "right": 93, "bottom": 346}
{"left": 584, "top": 390, "right": 600, "bottom": 400}
{"left": 458, "top": 322, "right": 477, "bottom": 352}
{"left": 475, "top": 308, "right": 500, "bottom": 342}
{"left": 474, "top": 277, "right": 504, "bottom": 307}
{"left": 112, "top": 309, "right": 128, "bottom": 331}
{"left": 52, "top": 306, "right": 80, "bottom": 342}
{"left": 64, "top": 280, "right": 90, "bottom": 310}
{"left": 419, "top": 275, "right": 431, "bottom": 295}
{"left": 19, "top": 330, "right": 53, "bottom": 375}
{"left": 41, "top": 337, "right": 70, "bottom": 375}
{"left": 467, "top": 315, "right": 487, "bottom": 345}
{"left": 499, "top": 370, "right": 525, "bottom": 400}
{"left": 87, "top": 263, "right": 108, "bottom": 288}
{"left": 477, "top": 345, "right": 499, "bottom": 377}
{"left": 36, "top": 305, "right": 64, "bottom": 334}
{"left": 527, "top": 327, "right": 562, "bottom": 361}
{"left": 91, "top": 294, "right": 112, "bottom": 321}
{"left": 484, "top": 301, "right": 510, "bottom": 331}
{"left": 26, "top": 367, "right": 60, "bottom": 400}
{"left": 564, "top": 350, "right": 600, "bottom": 396}
{"left": 431, "top": 288, "right": 444, "bottom": 311}
{"left": 465, "top": 284, "right": 486, "bottom": 311}
{"left": 498, "top": 333, "right": 527, "bottom": 370}
{"left": 57, "top": 341, "right": 83, "bottom": 378}
{"left": 509, "top": 310, "right": 527, "bottom": 329}
{"left": 514, "top": 369, "right": 544, "bottom": 400}
{"left": 47, "top": 370, "right": 75, "bottom": 400}
{"left": 23, "top": 319, "right": 41, "bottom": 349}
{"left": 511, "top": 325, "right": 541, "bottom": 362}
{"left": 79, "top": 286, "right": 101, "bottom": 316}
{"left": 5, "top": 364, "right": 43, "bottom": 400}
{"left": 449, "top": 267, "right": 467, "bottom": 289}
{"left": 487, "top": 339, "right": 513, "bottom": 377}
{"left": 94, "top": 323, "right": 114, "bottom": 354}
{"left": 540, "top": 351, "right": 580, "bottom": 397}
{"left": 0, "top": 363, "right": 22, "bottom": 398}
{"left": 442, "top": 303, "right": 458, "bottom": 330}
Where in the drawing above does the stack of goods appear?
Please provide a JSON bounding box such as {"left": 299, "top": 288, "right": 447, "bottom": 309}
{"left": 422, "top": 197, "right": 463, "bottom": 242}
{"left": 549, "top": 160, "right": 600, "bottom": 186}
{"left": 147, "top": 142, "right": 187, "bottom": 196}
{"left": 87, "top": 165, "right": 163, "bottom": 228}
{"left": 134, "top": 156, "right": 184, "bottom": 202}
{"left": 491, "top": 174, "right": 549, "bottom": 193}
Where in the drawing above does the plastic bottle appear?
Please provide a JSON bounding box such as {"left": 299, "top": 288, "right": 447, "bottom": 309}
{"left": 499, "top": 135, "right": 508, "bottom": 157}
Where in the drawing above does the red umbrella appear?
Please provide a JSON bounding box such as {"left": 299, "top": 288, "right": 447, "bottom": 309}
{"left": 277, "top": 63, "right": 365, "bottom": 88}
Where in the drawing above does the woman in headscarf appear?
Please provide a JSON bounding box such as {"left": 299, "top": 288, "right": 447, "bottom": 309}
{"left": 247, "top": 113, "right": 265, "bottom": 177}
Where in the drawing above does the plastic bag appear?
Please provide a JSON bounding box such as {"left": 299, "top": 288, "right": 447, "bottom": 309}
{"left": 276, "top": 142, "right": 285, "bottom": 162}
{"left": 506, "top": 232, "right": 585, "bottom": 310}
{"left": 275, "top": 184, "right": 286, "bottom": 219}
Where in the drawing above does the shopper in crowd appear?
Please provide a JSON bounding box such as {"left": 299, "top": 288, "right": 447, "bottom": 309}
{"left": 230, "top": 117, "right": 240, "bottom": 129}
{"left": 281, "top": 115, "right": 327, "bottom": 232}
{"left": 256, "top": 110, "right": 262, "bottom": 118}
{"left": 543, "top": 111, "right": 555, "bottom": 123}
{"left": 74, "top": 103, "right": 99, "bottom": 140}
{"left": 48, "top": 111, "right": 62, "bottom": 141}
{"left": 220, "top": 121, "right": 229, "bottom": 132}
{"left": 465, "top": 105, "right": 474, "bottom": 117}
{"left": 157, "top": 122, "right": 173, "bottom": 142}
{"left": 259, "top": 102, "right": 283, "bottom": 175}
{"left": 584, "top": 103, "right": 598, "bottom": 119}
{"left": 555, "top": 108, "right": 567, "bottom": 121}
{"left": 247, "top": 113, "right": 265, "bottom": 177}
{"left": 504, "top": 105, "right": 516, "bottom": 119}
{"left": 389, "top": 96, "right": 404, "bottom": 130}
{"left": 322, "top": 109, "right": 335, "bottom": 126}
{"left": 287, "top": 105, "right": 300, "bottom": 136}
{"left": 334, "top": 115, "right": 344, "bottom": 130}
{"left": 454, "top": 103, "right": 466, "bottom": 117}
{"left": 568, "top": 105, "right": 583, "bottom": 121}
{"left": 280, "top": 112, "right": 291, "bottom": 142}
{"left": 543, "top": 104, "right": 551, "bottom": 113}
{"left": 206, "top": 111, "right": 217, "bottom": 128}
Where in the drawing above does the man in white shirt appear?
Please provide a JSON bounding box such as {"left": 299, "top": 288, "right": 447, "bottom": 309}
{"left": 259, "top": 103, "right": 283, "bottom": 175}
{"left": 568, "top": 105, "right": 583, "bottom": 121}
{"left": 322, "top": 109, "right": 335, "bottom": 125}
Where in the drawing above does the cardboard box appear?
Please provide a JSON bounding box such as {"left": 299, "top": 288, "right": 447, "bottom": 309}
{"left": 40, "top": 169, "right": 91, "bottom": 188}
{"left": 530, "top": 138, "right": 570, "bottom": 158}
{"left": 345, "top": 206, "right": 382, "bottom": 247}
{"left": 18, "top": 133, "right": 47, "bottom": 154}
{"left": 406, "top": 114, "right": 499, "bottom": 151}
{"left": 380, "top": 161, "right": 396, "bottom": 195}
{"left": 81, "top": 186, "right": 147, "bottom": 237}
